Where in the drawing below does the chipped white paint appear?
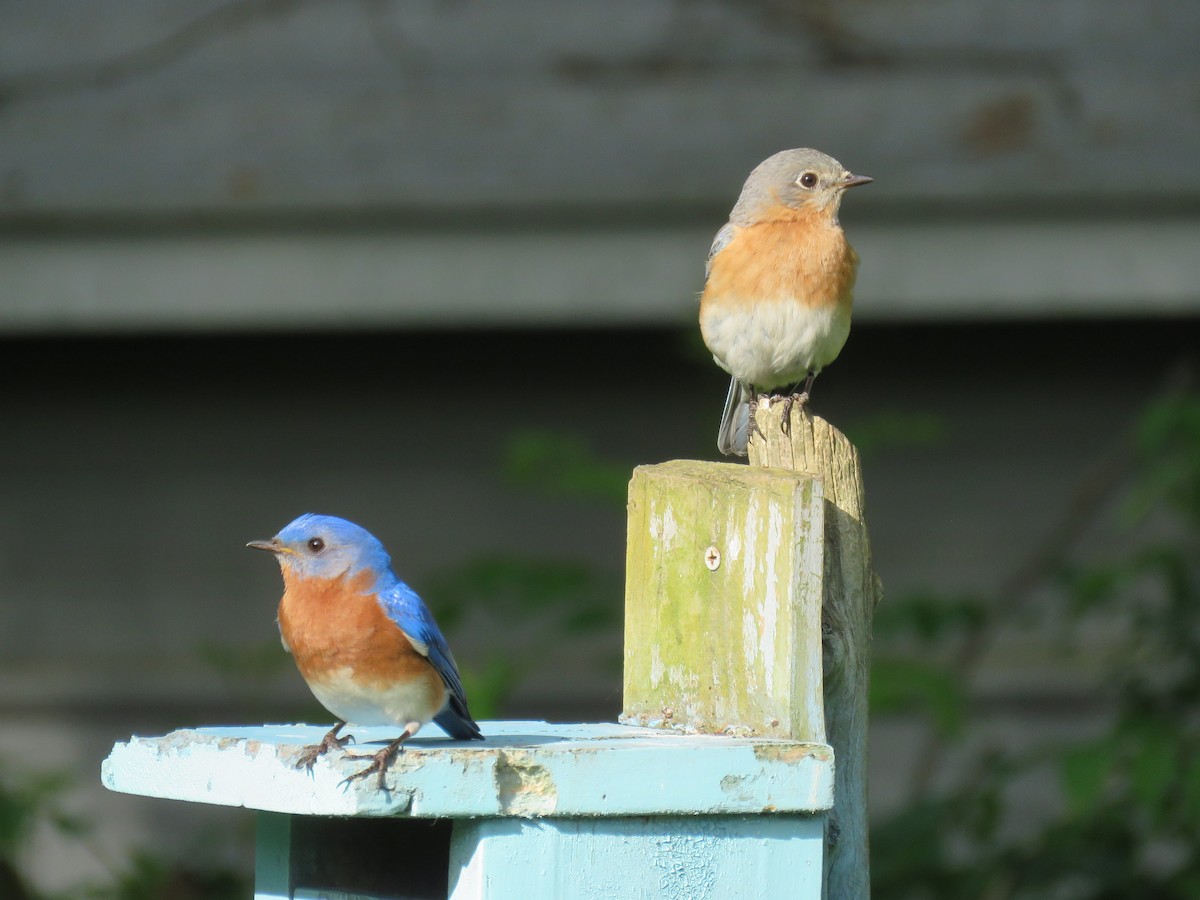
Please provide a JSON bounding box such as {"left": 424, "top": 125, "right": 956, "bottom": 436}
{"left": 757, "top": 501, "right": 786, "bottom": 695}
{"left": 493, "top": 749, "right": 559, "bottom": 817}
{"left": 741, "top": 496, "right": 761, "bottom": 596}
{"left": 741, "top": 610, "right": 760, "bottom": 695}
{"left": 104, "top": 720, "right": 832, "bottom": 899}
{"left": 666, "top": 664, "right": 698, "bottom": 696}
{"left": 727, "top": 524, "right": 742, "bottom": 566}
{"left": 795, "top": 490, "right": 827, "bottom": 746}
{"left": 623, "top": 461, "right": 827, "bottom": 743}
{"left": 102, "top": 721, "right": 833, "bottom": 819}
{"left": 649, "top": 645, "right": 664, "bottom": 688}
{"left": 659, "top": 504, "right": 678, "bottom": 552}
{"left": 449, "top": 815, "right": 825, "bottom": 900}
{"left": 748, "top": 410, "right": 878, "bottom": 900}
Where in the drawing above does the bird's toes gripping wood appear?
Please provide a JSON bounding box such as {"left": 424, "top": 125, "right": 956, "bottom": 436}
{"left": 779, "top": 391, "right": 810, "bottom": 436}
{"left": 294, "top": 722, "right": 354, "bottom": 773}
{"left": 339, "top": 745, "right": 402, "bottom": 791}
{"left": 748, "top": 392, "right": 769, "bottom": 445}
{"left": 338, "top": 725, "right": 417, "bottom": 792}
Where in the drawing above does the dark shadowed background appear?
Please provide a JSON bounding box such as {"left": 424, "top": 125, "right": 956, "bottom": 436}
{"left": 2, "top": 2, "right": 1199, "bottom": 896}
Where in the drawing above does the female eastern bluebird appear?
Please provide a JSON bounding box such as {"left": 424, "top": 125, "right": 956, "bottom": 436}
{"left": 248, "top": 513, "right": 482, "bottom": 788}
{"left": 699, "top": 148, "right": 872, "bottom": 456}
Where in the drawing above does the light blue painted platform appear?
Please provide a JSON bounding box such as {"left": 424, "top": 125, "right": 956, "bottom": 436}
{"left": 103, "top": 720, "right": 834, "bottom": 899}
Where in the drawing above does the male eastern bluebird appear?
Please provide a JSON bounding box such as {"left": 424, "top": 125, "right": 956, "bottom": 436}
{"left": 248, "top": 513, "right": 482, "bottom": 788}
{"left": 699, "top": 148, "right": 872, "bottom": 456}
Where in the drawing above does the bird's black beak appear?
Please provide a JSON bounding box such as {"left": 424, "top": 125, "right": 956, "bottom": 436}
{"left": 839, "top": 174, "right": 874, "bottom": 189}
{"left": 247, "top": 539, "right": 288, "bottom": 554}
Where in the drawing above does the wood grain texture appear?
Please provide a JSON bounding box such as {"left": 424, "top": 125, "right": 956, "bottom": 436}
{"left": 102, "top": 721, "right": 834, "bottom": 818}
{"left": 3, "top": 1, "right": 1198, "bottom": 213}
{"left": 450, "top": 814, "right": 826, "bottom": 900}
{"left": 749, "top": 405, "right": 881, "bottom": 900}
{"left": 621, "top": 460, "right": 826, "bottom": 742}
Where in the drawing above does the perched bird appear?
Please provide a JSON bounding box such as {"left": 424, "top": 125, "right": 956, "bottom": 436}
{"left": 699, "top": 148, "right": 872, "bottom": 456}
{"left": 248, "top": 513, "right": 482, "bottom": 788}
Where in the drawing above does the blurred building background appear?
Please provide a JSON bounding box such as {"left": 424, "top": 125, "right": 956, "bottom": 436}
{"left": 2, "top": 1, "right": 1199, "bottom": 895}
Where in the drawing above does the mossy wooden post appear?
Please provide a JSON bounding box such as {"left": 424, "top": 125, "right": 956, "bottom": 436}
{"left": 623, "top": 405, "right": 879, "bottom": 900}
{"left": 751, "top": 403, "right": 880, "bottom": 899}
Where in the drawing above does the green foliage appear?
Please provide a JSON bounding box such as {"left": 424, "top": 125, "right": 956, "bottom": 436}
{"left": 870, "top": 658, "right": 968, "bottom": 738}
{"left": 195, "top": 640, "right": 290, "bottom": 682}
{"left": 0, "top": 756, "right": 250, "bottom": 900}
{"left": 428, "top": 430, "right": 627, "bottom": 716}
{"left": 1132, "top": 392, "right": 1200, "bottom": 524}
{"left": 874, "top": 591, "right": 987, "bottom": 643}
{"left": 83, "top": 850, "right": 247, "bottom": 900}
{"left": 502, "top": 430, "right": 631, "bottom": 507}
{"left": 0, "top": 762, "right": 82, "bottom": 900}
{"left": 844, "top": 411, "right": 948, "bottom": 457}
{"left": 427, "top": 549, "right": 624, "bottom": 720}
{"left": 872, "top": 390, "right": 1200, "bottom": 898}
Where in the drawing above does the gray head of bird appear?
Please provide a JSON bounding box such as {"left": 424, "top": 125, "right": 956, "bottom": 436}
{"left": 729, "top": 148, "right": 872, "bottom": 224}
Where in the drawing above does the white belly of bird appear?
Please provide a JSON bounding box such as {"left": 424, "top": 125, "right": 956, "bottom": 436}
{"left": 304, "top": 667, "right": 442, "bottom": 729}
{"left": 701, "top": 299, "right": 851, "bottom": 390}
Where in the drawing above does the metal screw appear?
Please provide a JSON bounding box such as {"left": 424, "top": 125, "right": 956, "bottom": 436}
{"left": 704, "top": 546, "right": 721, "bottom": 570}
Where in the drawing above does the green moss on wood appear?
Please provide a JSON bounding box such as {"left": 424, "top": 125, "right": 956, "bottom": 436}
{"left": 622, "top": 460, "right": 826, "bottom": 741}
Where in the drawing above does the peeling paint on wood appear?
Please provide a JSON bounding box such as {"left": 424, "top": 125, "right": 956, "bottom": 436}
{"left": 749, "top": 407, "right": 880, "bottom": 900}
{"left": 622, "top": 460, "right": 826, "bottom": 742}
{"left": 101, "top": 721, "right": 833, "bottom": 819}
{"left": 449, "top": 814, "right": 825, "bottom": 900}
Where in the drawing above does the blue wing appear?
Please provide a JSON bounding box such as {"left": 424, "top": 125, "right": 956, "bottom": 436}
{"left": 376, "top": 579, "right": 483, "bottom": 741}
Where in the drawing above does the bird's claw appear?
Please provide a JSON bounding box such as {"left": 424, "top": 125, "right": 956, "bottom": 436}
{"left": 339, "top": 744, "right": 404, "bottom": 792}
{"left": 748, "top": 394, "right": 769, "bottom": 446}
{"left": 294, "top": 724, "right": 354, "bottom": 773}
{"left": 779, "top": 391, "right": 810, "bottom": 436}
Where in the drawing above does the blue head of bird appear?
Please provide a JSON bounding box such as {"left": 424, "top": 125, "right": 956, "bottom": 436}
{"left": 247, "top": 513, "right": 392, "bottom": 585}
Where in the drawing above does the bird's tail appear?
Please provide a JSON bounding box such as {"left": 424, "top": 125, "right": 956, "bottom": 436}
{"left": 435, "top": 693, "right": 484, "bottom": 741}
{"left": 717, "top": 377, "right": 751, "bottom": 457}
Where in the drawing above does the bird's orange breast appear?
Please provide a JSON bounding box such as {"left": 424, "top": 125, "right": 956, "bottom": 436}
{"left": 701, "top": 207, "right": 859, "bottom": 314}
{"left": 277, "top": 569, "right": 434, "bottom": 689}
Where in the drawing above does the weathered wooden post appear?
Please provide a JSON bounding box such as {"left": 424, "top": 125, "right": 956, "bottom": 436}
{"left": 622, "top": 403, "right": 879, "bottom": 899}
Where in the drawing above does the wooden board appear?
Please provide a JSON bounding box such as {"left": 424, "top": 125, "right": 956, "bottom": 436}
{"left": 101, "top": 720, "right": 834, "bottom": 818}
{"left": 622, "top": 460, "right": 826, "bottom": 742}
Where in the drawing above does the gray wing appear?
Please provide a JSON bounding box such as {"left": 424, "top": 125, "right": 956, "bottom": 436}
{"left": 717, "top": 376, "right": 752, "bottom": 457}
{"left": 705, "top": 223, "right": 736, "bottom": 280}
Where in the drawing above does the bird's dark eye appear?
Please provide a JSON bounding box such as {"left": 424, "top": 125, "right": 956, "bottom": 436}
{"left": 307, "top": 537, "right": 326, "bottom": 554}
{"left": 799, "top": 172, "right": 819, "bottom": 188}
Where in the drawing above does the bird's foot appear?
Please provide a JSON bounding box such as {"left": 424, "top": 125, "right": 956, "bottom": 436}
{"left": 748, "top": 394, "right": 769, "bottom": 445}
{"left": 294, "top": 721, "right": 353, "bottom": 773}
{"left": 338, "top": 724, "right": 418, "bottom": 791}
{"left": 339, "top": 745, "right": 403, "bottom": 791}
{"left": 779, "top": 391, "right": 810, "bottom": 436}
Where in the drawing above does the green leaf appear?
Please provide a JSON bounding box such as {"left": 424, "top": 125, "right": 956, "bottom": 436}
{"left": 502, "top": 431, "right": 629, "bottom": 507}
{"left": 1183, "top": 751, "right": 1200, "bottom": 828}
{"left": 457, "top": 657, "right": 522, "bottom": 720}
{"left": 873, "top": 592, "right": 987, "bottom": 643}
{"left": 429, "top": 556, "right": 598, "bottom": 613}
{"left": 842, "top": 412, "right": 948, "bottom": 457}
{"left": 1126, "top": 720, "right": 1180, "bottom": 822}
{"left": 870, "top": 657, "right": 967, "bottom": 736}
{"left": 1059, "top": 740, "right": 1115, "bottom": 816}
{"left": 1057, "top": 563, "right": 1126, "bottom": 612}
